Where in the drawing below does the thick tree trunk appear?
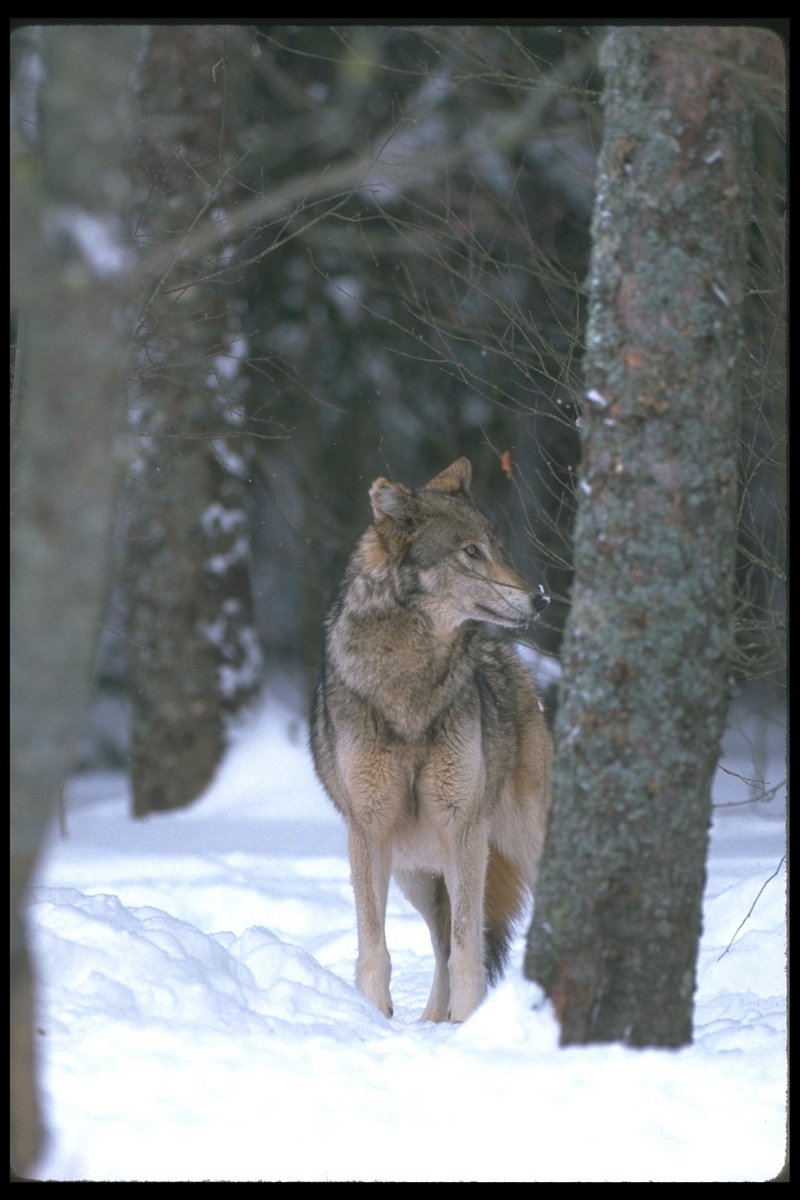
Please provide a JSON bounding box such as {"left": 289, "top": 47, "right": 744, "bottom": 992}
{"left": 525, "top": 28, "right": 758, "bottom": 1047}
{"left": 127, "top": 26, "right": 261, "bottom": 816}
{"left": 10, "top": 25, "right": 144, "bottom": 1173}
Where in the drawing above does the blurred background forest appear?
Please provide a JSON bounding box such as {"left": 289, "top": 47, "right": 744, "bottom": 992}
{"left": 10, "top": 23, "right": 786, "bottom": 792}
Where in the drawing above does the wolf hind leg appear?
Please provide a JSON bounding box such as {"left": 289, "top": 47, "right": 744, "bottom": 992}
{"left": 395, "top": 868, "right": 451, "bottom": 1022}
{"left": 348, "top": 826, "right": 393, "bottom": 1017}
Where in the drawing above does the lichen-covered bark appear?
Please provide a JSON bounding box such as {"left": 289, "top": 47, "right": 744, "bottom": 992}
{"left": 525, "top": 27, "right": 762, "bottom": 1047}
{"left": 127, "top": 27, "right": 261, "bottom": 817}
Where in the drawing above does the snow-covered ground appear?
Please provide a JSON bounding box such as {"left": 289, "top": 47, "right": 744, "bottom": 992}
{"left": 26, "top": 687, "right": 786, "bottom": 1182}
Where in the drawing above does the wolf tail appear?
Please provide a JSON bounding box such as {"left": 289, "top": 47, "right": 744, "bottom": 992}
{"left": 484, "top": 848, "right": 529, "bottom": 986}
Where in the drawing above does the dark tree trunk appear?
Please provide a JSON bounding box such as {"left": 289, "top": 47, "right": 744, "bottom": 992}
{"left": 525, "top": 27, "right": 760, "bottom": 1048}
{"left": 127, "top": 26, "right": 261, "bottom": 817}
{"left": 10, "top": 25, "right": 144, "bottom": 1173}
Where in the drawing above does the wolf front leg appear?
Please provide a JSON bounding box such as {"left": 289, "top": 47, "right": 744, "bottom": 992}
{"left": 347, "top": 826, "right": 393, "bottom": 1017}
{"left": 441, "top": 820, "right": 491, "bottom": 1022}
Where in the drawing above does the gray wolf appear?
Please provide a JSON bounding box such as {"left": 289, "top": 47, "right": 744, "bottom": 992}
{"left": 310, "top": 458, "right": 552, "bottom": 1022}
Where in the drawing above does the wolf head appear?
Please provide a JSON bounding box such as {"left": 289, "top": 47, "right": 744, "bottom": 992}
{"left": 366, "top": 457, "right": 549, "bottom": 632}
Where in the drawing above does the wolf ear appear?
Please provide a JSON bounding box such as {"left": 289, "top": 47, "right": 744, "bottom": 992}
{"left": 369, "top": 476, "right": 413, "bottom": 524}
{"left": 423, "top": 457, "right": 473, "bottom": 497}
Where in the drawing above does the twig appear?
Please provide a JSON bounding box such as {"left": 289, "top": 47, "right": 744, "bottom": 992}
{"left": 716, "top": 855, "right": 786, "bottom": 961}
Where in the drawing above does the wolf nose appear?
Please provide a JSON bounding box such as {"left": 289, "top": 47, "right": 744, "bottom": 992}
{"left": 533, "top": 584, "right": 550, "bottom": 614}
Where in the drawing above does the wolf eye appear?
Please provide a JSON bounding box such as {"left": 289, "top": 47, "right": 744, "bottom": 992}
{"left": 463, "top": 543, "right": 483, "bottom": 560}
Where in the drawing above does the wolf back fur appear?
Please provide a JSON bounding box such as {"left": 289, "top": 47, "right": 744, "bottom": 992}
{"left": 310, "top": 458, "right": 552, "bottom": 1022}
